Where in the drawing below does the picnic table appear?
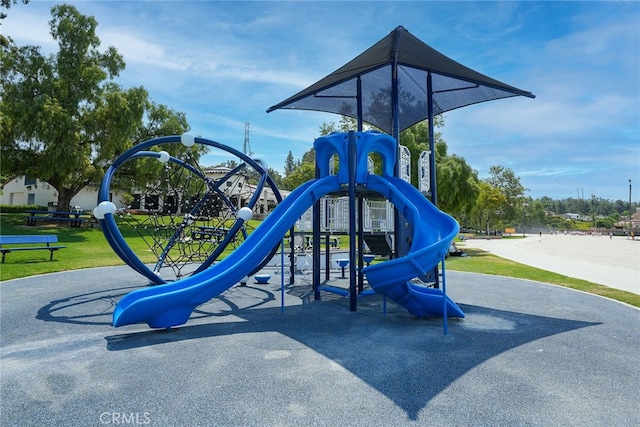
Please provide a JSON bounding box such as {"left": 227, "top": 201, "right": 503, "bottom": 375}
{"left": 191, "top": 226, "right": 230, "bottom": 242}
{"left": 305, "top": 235, "right": 340, "bottom": 249}
{"left": 25, "top": 210, "right": 88, "bottom": 227}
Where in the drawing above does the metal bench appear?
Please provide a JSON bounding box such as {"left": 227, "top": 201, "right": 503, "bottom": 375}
{"left": 0, "top": 235, "right": 66, "bottom": 263}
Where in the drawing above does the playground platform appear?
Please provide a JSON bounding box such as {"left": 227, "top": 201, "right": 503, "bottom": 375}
{"left": 1, "top": 265, "right": 638, "bottom": 426}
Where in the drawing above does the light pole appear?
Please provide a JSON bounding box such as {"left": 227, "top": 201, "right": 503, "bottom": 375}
{"left": 629, "top": 179, "right": 632, "bottom": 233}
{"left": 522, "top": 202, "right": 527, "bottom": 237}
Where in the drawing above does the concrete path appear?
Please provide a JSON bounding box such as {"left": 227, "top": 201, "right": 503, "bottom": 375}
{"left": 462, "top": 234, "right": 640, "bottom": 294}
{"left": 1, "top": 265, "right": 638, "bottom": 426}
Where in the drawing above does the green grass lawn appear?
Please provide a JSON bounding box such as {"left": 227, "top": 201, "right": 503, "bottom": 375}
{"left": 0, "top": 213, "right": 254, "bottom": 280}
{"left": 1, "top": 213, "right": 638, "bottom": 308}
{"left": 0, "top": 213, "right": 149, "bottom": 279}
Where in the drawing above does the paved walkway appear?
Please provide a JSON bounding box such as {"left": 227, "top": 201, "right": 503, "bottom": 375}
{"left": 1, "top": 265, "right": 638, "bottom": 426}
{"left": 463, "top": 233, "right": 640, "bottom": 294}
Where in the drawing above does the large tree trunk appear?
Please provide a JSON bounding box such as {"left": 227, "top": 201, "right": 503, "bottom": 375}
{"left": 55, "top": 188, "right": 77, "bottom": 215}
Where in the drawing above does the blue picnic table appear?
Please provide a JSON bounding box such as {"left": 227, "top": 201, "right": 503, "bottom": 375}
{"left": 25, "top": 210, "right": 88, "bottom": 227}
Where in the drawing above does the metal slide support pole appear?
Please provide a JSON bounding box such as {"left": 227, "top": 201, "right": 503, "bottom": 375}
{"left": 357, "top": 197, "right": 365, "bottom": 293}
{"left": 289, "top": 226, "right": 295, "bottom": 285}
{"left": 356, "top": 75, "right": 365, "bottom": 295}
{"left": 313, "top": 165, "right": 321, "bottom": 300}
{"left": 427, "top": 71, "right": 436, "bottom": 205}
{"left": 391, "top": 31, "right": 402, "bottom": 262}
{"left": 280, "top": 238, "right": 285, "bottom": 314}
{"left": 427, "top": 71, "right": 440, "bottom": 289}
{"left": 348, "top": 131, "right": 357, "bottom": 311}
{"left": 357, "top": 76, "right": 363, "bottom": 132}
{"left": 325, "top": 213, "right": 331, "bottom": 282}
{"left": 441, "top": 254, "right": 448, "bottom": 335}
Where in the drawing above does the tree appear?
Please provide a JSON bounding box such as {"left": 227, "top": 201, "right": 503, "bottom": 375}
{"left": 284, "top": 151, "right": 296, "bottom": 177}
{"left": 398, "top": 121, "right": 430, "bottom": 186}
{"left": 434, "top": 141, "right": 479, "bottom": 219}
{"left": 398, "top": 121, "right": 479, "bottom": 218}
{"left": 319, "top": 121, "right": 338, "bottom": 136}
{"left": 0, "top": 4, "right": 192, "bottom": 211}
{"left": 537, "top": 196, "right": 555, "bottom": 213}
{"left": 282, "top": 161, "right": 315, "bottom": 190}
{"left": 485, "top": 165, "right": 526, "bottom": 224}
{"left": 98, "top": 99, "right": 195, "bottom": 193}
{"left": 523, "top": 200, "right": 547, "bottom": 229}
{"left": 596, "top": 216, "right": 615, "bottom": 229}
{"left": 319, "top": 116, "right": 363, "bottom": 136}
{"left": 472, "top": 182, "right": 506, "bottom": 233}
{"left": 300, "top": 147, "right": 316, "bottom": 165}
{"left": 266, "top": 167, "right": 284, "bottom": 190}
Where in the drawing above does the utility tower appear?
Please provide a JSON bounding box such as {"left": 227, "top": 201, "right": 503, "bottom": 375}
{"left": 243, "top": 122, "right": 253, "bottom": 156}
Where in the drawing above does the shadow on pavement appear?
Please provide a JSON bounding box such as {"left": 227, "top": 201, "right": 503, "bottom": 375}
{"left": 102, "top": 291, "right": 599, "bottom": 420}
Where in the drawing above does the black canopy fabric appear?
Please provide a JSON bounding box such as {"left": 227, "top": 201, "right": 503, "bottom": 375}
{"left": 267, "top": 26, "right": 535, "bottom": 135}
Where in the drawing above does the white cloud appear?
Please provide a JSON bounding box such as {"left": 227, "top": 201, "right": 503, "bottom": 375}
{"left": 1, "top": 5, "right": 56, "bottom": 50}
{"left": 100, "top": 29, "right": 190, "bottom": 71}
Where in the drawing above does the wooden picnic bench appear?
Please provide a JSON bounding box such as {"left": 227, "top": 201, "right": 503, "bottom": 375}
{"left": 0, "top": 235, "right": 66, "bottom": 263}
{"left": 25, "top": 210, "right": 88, "bottom": 227}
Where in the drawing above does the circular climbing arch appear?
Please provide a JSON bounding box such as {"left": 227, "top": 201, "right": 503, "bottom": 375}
{"left": 95, "top": 134, "right": 282, "bottom": 285}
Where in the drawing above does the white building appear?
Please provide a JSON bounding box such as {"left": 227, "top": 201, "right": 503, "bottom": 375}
{"left": 1, "top": 171, "right": 285, "bottom": 216}
{"left": 0, "top": 176, "right": 122, "bottom": 211}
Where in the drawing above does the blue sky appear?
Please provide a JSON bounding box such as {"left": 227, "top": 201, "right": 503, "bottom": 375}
{"left": 3, "top": 1, "right": 639, "bottom": 201}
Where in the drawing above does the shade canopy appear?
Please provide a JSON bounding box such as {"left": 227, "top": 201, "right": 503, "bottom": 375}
{"left": 267, "top": 26, "right": 535, "bottom": 134}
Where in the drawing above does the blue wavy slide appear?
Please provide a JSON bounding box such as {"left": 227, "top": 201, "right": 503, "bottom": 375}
{"left": 113, "top": 174, "right": 463, "bottom": 328}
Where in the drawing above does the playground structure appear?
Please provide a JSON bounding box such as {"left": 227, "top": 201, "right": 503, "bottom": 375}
{"left": 96, "top": 131, "right": 464, "bottom": 329}
{"left": 95, "top": 26, "right": 535, "bottom": 331}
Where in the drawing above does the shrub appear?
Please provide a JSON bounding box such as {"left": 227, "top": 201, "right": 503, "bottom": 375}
{"left": 0, "top": 204, "right": 48, "bottom": 213}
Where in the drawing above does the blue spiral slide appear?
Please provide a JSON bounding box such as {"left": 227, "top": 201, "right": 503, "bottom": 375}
{"left": 113, "top": 174, "right": 464, "bottom": 329}
{"left": 363, "top": 175, "right": 464, "bottom": 319}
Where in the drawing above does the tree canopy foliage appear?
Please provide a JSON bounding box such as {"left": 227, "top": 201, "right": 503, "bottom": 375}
{"left": 1, "top": 4, "right": 196, "bottom": 210}
{"left": 485, "top": 165, "right": 526, "bottom": 223}
{"left": 472, "top": 182, "right": 506, "bottom": 232}
{"left": 434, "top": 140, "right": 479, "bottom": 218}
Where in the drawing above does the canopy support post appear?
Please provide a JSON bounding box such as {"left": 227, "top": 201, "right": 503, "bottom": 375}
{"left": 427, "top": 71, "right": 440, "bottom": 289}
{"left": 348, "top": 131, "right": 357, "bottom": 311}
